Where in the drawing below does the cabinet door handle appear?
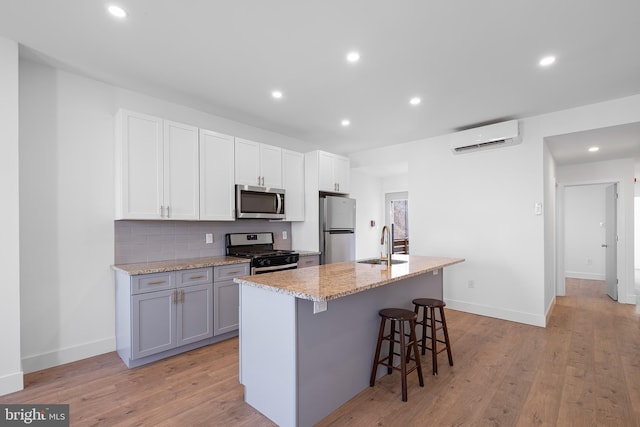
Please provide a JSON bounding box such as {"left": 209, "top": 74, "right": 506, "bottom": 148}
{"left": 180, "top": 289, "right": 185, "bottom": 304}
{"left": 226, "top": 270, "right": 241, "bottom": 275}
{"left": 189, "top": 275, "right": 204, "bottom": 279}
{"left": 147, "top": 280, "right": 166, "bottom": 285}
{"left": 172, "top": 290, "right": 177, "bottom": 304}
{"left": 166, "top": 206, "right": 170, "bottom": 218}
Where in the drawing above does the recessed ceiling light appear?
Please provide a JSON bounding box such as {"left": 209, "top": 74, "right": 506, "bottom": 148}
{"left": 539, "top": 55, "right": 556, "bottom": 67}
{"left": 409, "top": 97, "right": 421, "bottom": 106}
{"left": 271, "top": 91, "right": 283, "bottom": 99}
{"left": 107, "top": 5, "right": 127, "bottom": 19}
{"left": 588, "top": 146, "right": 599, "bottom": 152}
{"left": 346, "top": 52, "right": 360, "bottom": 63}
{"left": 341, "top": 119, "right": 351, "bottom": 127}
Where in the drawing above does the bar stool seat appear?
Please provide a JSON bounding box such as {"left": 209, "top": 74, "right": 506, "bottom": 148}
{"left": 370, "top": 308, "right": 424, "bottom": 402}
{"left": 412, "top": 298, "right": 453, "bottom": 376}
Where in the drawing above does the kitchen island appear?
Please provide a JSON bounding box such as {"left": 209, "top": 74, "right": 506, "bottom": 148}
{"left": 234, "top": 255, "right": 464, "bottom": 427}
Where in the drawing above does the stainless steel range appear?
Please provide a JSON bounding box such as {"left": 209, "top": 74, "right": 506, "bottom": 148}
{"left": 225, "top": 232, "right": 299, "bottom": 275}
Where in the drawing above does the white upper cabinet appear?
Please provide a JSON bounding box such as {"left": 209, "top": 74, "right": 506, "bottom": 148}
{"left": 260, "top": 144, "right": 283, "bottom": 188}
{"left": 282, "top": 149, "right": 305, "bottom": 221}
{"left": 318, "top": 151, "right": 350, "bottom": 194}
{"left": 235, "top": 138, "right": 282, "bottom": 188}
{"left": 163, "top": 120, "right": 200, "bottom": 220}
{"left": 116, "top": 110, "right": 163, "bottom": 219}
{"left": 234, "top": 138, "right": 261, "bottom": 186}
{"left": 116, "top": 110, "right": 199, "bottom": 220}
{"left": 199, "top": 129, "right": 235, "bottom": 221}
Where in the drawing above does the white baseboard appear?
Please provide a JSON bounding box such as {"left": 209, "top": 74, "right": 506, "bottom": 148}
{"left": 0, "top": 371, "right": 24, "bottom": 396}
{"left": 545, "top": 296, "right": 556, "bottom": 327}
{"left": 445, "top": 299, "right": 546, "bottom": 327}
{"left": 21, "top": 336, "right": 116, "bottom": 374}
{"left": 565, "top": 271, "right": 605, "bottom": 281}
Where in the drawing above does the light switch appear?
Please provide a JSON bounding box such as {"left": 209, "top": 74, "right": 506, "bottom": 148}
{"left": 534, "top": 202, "right": 542, "bottom": 215}
{"left": 282, "top": 231, "right": 287, "bottom": 240}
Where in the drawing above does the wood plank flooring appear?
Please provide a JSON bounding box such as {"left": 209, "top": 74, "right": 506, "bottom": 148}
{"left": 2, "top": 278, "right": 639, "bottom": 426}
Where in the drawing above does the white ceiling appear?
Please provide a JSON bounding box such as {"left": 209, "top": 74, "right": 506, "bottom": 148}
{"left": 546, "top": 122, "right": 640, "bottom": 166}
{"left": 1, "top": 1, "right": 640, "bottom": 156}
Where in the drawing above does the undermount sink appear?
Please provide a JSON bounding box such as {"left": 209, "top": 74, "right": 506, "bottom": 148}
{"left": 357, "top": 258, "right": 407, "bottom": 265}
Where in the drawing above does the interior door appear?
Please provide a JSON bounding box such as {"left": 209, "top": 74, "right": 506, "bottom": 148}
{"left": 604, "top": 184, "right": 617, "bottom": 300}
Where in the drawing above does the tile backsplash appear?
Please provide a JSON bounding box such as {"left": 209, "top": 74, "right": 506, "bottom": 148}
{"left": 115, "top": 220, "right": 292, "bottom": 264}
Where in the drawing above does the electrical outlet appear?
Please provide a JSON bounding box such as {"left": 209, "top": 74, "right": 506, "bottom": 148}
{"left": 468, "top": 280, "right": 475, "bottom": 288}
{"left": 282, "top": 231, "right": 287, "bottom": 240}
{"left": 205, "top": 233, "right": 213, "bottom": 244}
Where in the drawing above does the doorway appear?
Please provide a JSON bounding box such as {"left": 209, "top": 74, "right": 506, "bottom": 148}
{"left": 560, "top": 183, "right": 618, "bottom": 300}
{"left": 384, "top": 192, "right": 409, "bottom": 254}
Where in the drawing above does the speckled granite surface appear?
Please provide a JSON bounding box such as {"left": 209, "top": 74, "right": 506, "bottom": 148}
{"left": 234, "top": 255, "right": 464, "bottom": 302}
{"left": 112, "top": 256, "right": 250, "bottom": 275}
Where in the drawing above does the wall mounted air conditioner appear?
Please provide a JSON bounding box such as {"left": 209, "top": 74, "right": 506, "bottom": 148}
{"left": 451, "top": 120, "right": 521, "bottom": 154}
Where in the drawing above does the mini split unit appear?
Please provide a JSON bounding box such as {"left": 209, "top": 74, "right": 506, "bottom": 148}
{"left": 451, "top": 120, "right": 521, "bottom": 154}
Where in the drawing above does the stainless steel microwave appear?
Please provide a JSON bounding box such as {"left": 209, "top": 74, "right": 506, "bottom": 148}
{"left": 235, "top": 185, "right": 286, "bottom": 219}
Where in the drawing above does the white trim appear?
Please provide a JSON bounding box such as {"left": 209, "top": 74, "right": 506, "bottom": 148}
{"left": 545, "top": 296, "right": 556, "bottom": 327}
{"left": 445, "top": 299, "right": 546, "bottom": 327}
{"left": 556, "top": 178, "right": 634, "bottom": 306}
{"left": 556, "top": 185, "right": 566, "bottom": 296}
{"left": 0, "top": 371, "right": 24, "bottom": 396}
{"left": 21, "top": 337, "right": 115, "bottom": 374}
{"left": 565, "top": 271, "right": 606, "bottom": 281}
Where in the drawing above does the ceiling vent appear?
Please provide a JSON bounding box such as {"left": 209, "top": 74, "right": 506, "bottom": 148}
{"left": 451, "top": 120, "right": 521, "bottom": 154}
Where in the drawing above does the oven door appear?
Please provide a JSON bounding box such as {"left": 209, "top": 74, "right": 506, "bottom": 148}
{"left": 252, "top": 263, "right": 298, "bottom": 275}
{"left": 236, "top": 185, "right": 285, "bottom": 219}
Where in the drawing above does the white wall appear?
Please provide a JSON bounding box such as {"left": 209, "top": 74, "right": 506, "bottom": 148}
{"left": 349, "top": 170, "right": 384, "bottom": 260}
{"left": 17, "top": 57, "right": 316, "bottom": 373}
{"left": 564, "top": 185, "right": 606, "bottom": 280}
{"left": 0, "top": 37, "right": 23, "bottom": 395}
{"left": 543, "top": 139, "right": 557, "bottom": 314}
{"left": 381, "top": 174, "right": 409, "bottom": 194}
{"left": 350, "top": 94, "right": 640, "bottom": 326}
{"left": 556, "top": 159, "right": 635, "bottom": 304}
{"left": 635, "top": 197, "right": 640, "bottom": 266}
{"left": 407, "top": 117, "right": 546, "bottom": 326}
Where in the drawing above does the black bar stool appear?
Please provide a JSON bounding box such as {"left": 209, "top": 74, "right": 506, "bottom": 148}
{"left": 412, "top": 298, "right": 453, "bottom": 376}
{"left": 370, "top": 308, "right": 424, "bottom": 401}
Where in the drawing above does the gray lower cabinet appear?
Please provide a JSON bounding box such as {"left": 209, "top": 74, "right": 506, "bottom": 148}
{"left": 129, "top": 268, "right": 213, "bottom": 360}
{"left": 117, "top": 266, "right": 224, "bottom": 367}
{"left": 177, "top": 283, "right": 213, "bottom": 345}
{"left": 132, "top": 288, "right": 176, "bottom": 359}
{"left": 213, "top": 263, "right": 250, "bottom": 336}
{"left": 298, "top": 254, "right": 320, "bottom": 268}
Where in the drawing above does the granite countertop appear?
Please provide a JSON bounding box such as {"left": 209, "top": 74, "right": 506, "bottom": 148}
{"left": 234, "top": 255, "right": 464, "bottom": 302}
{"left": 112, "top": 256, "right": 250, "bottom": 275}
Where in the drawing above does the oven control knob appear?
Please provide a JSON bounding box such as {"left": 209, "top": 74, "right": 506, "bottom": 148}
{"left": 258, "top": 258, "right": 271, "bottom": 267}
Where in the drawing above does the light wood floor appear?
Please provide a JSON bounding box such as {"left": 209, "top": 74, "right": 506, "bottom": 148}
{"left": 2, "top": 278, "right": 639, "bottom": 426}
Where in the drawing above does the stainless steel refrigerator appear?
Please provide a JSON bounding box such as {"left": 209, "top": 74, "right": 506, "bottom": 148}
{"left": 319, "top": 195, "right": 356, "bottom": 264}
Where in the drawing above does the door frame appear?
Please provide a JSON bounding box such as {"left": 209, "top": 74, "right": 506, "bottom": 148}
{"left": 384, "top": 191, "right": 409, "bottom": 251}
{"left": 556, "top": 180, "right": 620, "bottom": 299}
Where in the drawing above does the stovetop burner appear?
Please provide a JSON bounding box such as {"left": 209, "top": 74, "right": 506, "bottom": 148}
{"left": 225, "top": 232, "right": 299, "bottom": 274}
{"left": 229, "top": 249, "right": 295, "bottom": 258}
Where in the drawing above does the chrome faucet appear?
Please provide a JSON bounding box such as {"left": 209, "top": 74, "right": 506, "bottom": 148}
{"left": 380, "top": 225, "right": 392, "bottom": 267}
